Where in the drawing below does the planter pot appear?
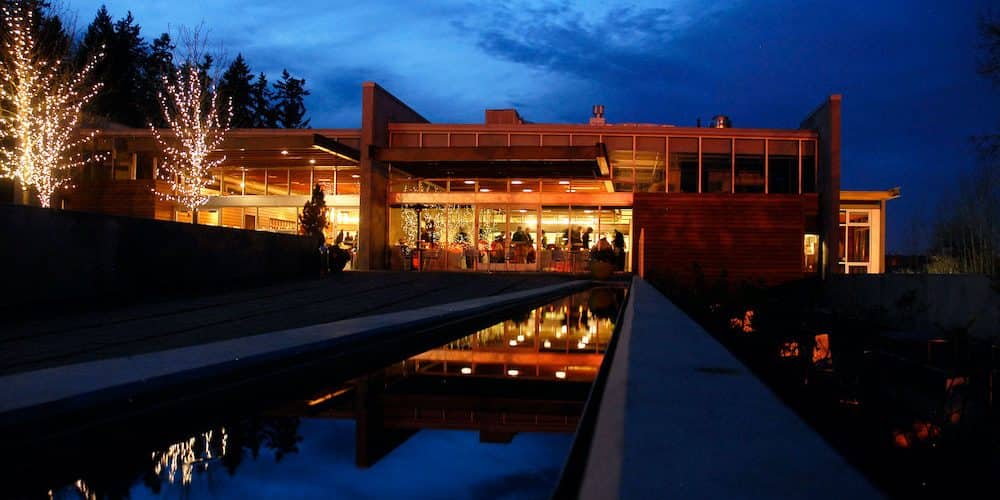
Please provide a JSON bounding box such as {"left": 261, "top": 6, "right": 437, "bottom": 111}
{"left": 590, "top": 260, "right": 615, "bottom": 280}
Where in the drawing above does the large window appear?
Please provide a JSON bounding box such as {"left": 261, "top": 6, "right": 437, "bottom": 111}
{"left": 635, "top": 137, "right": 665, "bottom": 192}
{"left": 734, "top": 139, "right": 764, "bottom": 193}
{"left": 768, "top": 140, "right": 798, "bottom": 194}
{"left": 839, "top": 209, "right": 873, "bottom": 273}
{"left": 668, "top": 137, "right": 698, "bottom": 193}
{"left": 701, "top": 138, "right": 731, "bottom": 193}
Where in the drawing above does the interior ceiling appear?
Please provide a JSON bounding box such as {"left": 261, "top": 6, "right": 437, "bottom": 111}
{"left": 389, "top": 160, "right": 603, "bottom": 179}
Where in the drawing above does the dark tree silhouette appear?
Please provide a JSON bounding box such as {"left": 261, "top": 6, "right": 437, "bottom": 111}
{"left": 218, "top": 54, "right": 255, "bottom": 128}
{"left": 77, "top": 7, "right": 151, "bottom": 127}
{"left": 273, "top": 69, "right": 310, "bottom": 128}
{"left": 250, "top": 71, "right": 275, "bottom": 127}
{"left": 143, "top": 32, "right": 175, "bottom": 127}
{"left": 299, "top": 184, "right": 327, "bottom": 242}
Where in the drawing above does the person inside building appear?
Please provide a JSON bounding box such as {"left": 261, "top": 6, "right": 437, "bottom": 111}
{"left": 613, "top": 229, "right": 626, "bottom": 270}
{"left": 582, "top": 227, "right": 593, "bottom": 249}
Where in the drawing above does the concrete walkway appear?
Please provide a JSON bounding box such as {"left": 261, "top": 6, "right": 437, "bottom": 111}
{"left": 0, "top": 279, "right": 589, "bottom": 416}
{"left": 579, "top": 278, "right": 882, "bottom": 499}
{"left": 0, "top": 272, "right": 579, "bottom": 376}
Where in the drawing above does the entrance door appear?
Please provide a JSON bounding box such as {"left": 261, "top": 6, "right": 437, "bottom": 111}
{"left": 509, "top": 206, "right": 539, "bottom": 271}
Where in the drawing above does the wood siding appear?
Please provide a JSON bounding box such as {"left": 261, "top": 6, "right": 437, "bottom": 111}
{"left": 634, "top": 193, "right": 816, "bottom": 287}
{"left": 61, "top": 180, "right": 174, "bottom": 221}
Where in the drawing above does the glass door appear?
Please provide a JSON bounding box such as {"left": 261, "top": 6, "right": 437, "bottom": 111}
{"left": 509, "top": 206, "right": 539, "bottom": 271}
{"left": 477, "top": 206, "right": 508, "bottom": 271}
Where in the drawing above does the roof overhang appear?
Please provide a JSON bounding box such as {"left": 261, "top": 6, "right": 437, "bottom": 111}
{"left": 840, "top": 187, "right": 901, "bottom": 202}
{"left": 373, "top": 144, "right": 610, "bottom": 178}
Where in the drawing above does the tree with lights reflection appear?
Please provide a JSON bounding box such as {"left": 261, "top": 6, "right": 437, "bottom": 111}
{"left": 0, "top": 4, "right": 102, "bottom": 207}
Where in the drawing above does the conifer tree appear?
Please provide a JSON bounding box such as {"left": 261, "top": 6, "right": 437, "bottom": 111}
{"left": 218, "top": 54, "right": 254, "bottom": 128}
{"left": 77, "top": 7, "right": 150, "bottom": 127}
{"left": 250, "top": 71, "right": 274, "bottom": 127}
{"left": 299, "top": 184, "right": 327, "bottom": 242}
{"left": 272, "top": 69, "right": 309, "bottom": 128}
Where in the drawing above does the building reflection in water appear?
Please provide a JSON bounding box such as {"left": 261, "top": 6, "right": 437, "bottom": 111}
{"left": 40, "top": 287, "right": 624, "bottom": 497}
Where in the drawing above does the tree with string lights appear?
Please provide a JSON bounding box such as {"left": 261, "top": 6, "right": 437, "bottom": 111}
{"left": 0, "top": 3, "right": 103, "bottom": 207}
{"left": 150, "top": 33, "right": 231, "bottom": 223}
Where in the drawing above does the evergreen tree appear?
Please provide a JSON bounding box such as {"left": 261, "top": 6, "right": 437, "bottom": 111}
{"left": 218, "top": 54, "right": 254, "bottom": 128}
{"left": 250, "top": 71, "right": 275, "bottom": 128}
{"left": 272, "top": 69, "right": 309, "bottom": 128}
{"left": 298, "top": 184, "right": 327, "bottom": 242}
{"left": 77, "top": 7, "right": 151, "bottom": 127}
{"left": 0, "top": 1, "right": 71, "bottom": 67}
{"left": 143, "top": 32, "right": 175, "bottom": 127}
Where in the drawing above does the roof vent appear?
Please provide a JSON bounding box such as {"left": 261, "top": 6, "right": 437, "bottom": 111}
{"left": 589, "top": 104, "right": 606, "bottom": 125}
{"left": 711, "top": 115, "right": 731, "bottom": 128}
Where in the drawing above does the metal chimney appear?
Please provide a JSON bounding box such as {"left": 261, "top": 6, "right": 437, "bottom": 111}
{"left": 711, "top": 115, "right": 732, "bottom": 128}
{"left": 590, "top": 104, "right": 606, "bottom": 125}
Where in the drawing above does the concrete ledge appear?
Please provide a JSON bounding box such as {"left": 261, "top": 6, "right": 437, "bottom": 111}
{"left": 0, "top": 280, "right": 589, "bottom": 419}
{"left": 579, "top": 278, "right": 881, "bottom": 499}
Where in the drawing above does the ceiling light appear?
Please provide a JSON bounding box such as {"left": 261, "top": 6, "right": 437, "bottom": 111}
{"left": 522, "top": 188, "right": 533, "bottom": 192}
{"left": 480, "top": 188, "right": 490, "bottom": 192}
{"left": 555, "top": 371, "right": 567, "bottom": 379}
{"left": 558, "top": 180, "right": 570, "bottom": 185}
{"left": 543, "top": 340, "right": 552, "bottom": 348}
{"left": 511, "top": 180, "right": 523, "bottom": 185}
{"left": 461, "top": 367, "right": 472, "bottom": 375}
{"left": 309, "top": 159, "right": 316, "bottom": 164}
{"left": 566, "top": 189, "right": 577, "bottom": 193}
{"left": 507, "top": 369, "right": 520, "bottom": 376}
{"left": 463, "top": 180, "right": 476, "bottom": 184}
{"left": 508, "top": 339, "right": 517, "bottom": 346}
{"left": 351, "top": 174, "right": 360, "bottom": 178}
{"left": 281, "top": 150, "right": 288, "bottom": 155}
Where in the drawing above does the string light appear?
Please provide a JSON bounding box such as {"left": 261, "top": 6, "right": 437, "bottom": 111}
{"left": 0, "top": 5, "right": 104, "bottom": 207}
{"left": 150, "top": 61, "right": 232, "bottom": 217}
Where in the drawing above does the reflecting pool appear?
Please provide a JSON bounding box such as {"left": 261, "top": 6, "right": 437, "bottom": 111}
{"left": 17, "top": 286, "right": 625, "bottom": 500}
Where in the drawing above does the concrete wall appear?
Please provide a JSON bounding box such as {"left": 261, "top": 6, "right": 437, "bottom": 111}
{"left": 826, "top": 274, "right": 1000, "bottom": 340}
{"left": 358, "top": 82, "right": 429, "bottom": 270}
{"left": 0, "top": 205, "right": 319, "bottom": 315}
{"left": 800, "top": 95, "right": 841, "bottom": 280}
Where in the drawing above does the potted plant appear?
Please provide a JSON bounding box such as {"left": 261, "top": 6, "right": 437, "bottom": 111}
{"left": 589, "top": 247, "right": 616, "bottom": 280}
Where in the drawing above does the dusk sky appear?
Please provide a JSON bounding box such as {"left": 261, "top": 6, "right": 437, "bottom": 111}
{"left": 65, "top": 0, "right": 1000, "bottom": 252}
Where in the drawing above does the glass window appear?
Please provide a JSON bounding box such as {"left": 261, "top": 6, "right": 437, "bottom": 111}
{"left": 314, "top": 168, "right": 335, "bottom": 194}
{"left": 136, "top": 153, "right": 155, "bottom": 179}
{"left": 768, "top": 140, "right": 798, "bottom": 194}
{"left": 337, "top": 167, "right": 361, "bottom": 195}
{"left": 266, "top": 169, "right": 289, "bottom": 195}
{"left": 802, "top": 141, "right": 816, "bottom": 193}
{"left": 244, "top": 169, "right": 266, "bottom": 195}
{"left": 113, "top": 153, "right": 132, "bottom": 180}
{"left": 606, "top": 136, "right": 634, "bottom": 193}
{"left": 734, "top": 139, "right": 764, "bottom": 193}
{"left": 635, "top": 136, "right": 665, "bottom": 192}
{"left": 668, "top": 137, "right": 698, "bottom": 193}
{"left": 701, "top": 138, "right": 731, "bottom": 193}
{"left": 290, "top": 168, "right": 312, "bottom": 196}
{"left": 222, "top": 169, "right": 243, "bottom": 195}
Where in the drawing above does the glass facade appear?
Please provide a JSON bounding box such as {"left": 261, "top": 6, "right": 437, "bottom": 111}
{"left": 838, "top": 208, "right": 874, "bottom": 274}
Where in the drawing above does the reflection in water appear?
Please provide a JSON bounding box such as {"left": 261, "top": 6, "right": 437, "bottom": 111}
{"left": 32, "top": 287, "right": 624, "bottom": 500}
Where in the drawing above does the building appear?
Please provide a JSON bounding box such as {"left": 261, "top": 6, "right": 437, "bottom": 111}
{"left": 38, "top": 82, "right": 897, "bottom": 284}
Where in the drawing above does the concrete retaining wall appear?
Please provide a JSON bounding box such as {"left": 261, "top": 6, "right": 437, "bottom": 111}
{"left": 825, "top": 274, "right": 999, "bottom": 341}
{"left": 1, "top": 205, "right": 318, "bottom": 315}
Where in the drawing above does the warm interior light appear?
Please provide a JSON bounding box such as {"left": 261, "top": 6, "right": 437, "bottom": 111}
{"left": 511, "top": 180, "right": 523, "bottom": 185}
{"left": 566, "top": 189, "right": 577, "bottom": 193}
{"left": 309, "top": 159, "right": 316, "bottom": 164}
{"left": 558, "top": 180, "right": 570, "bottom": 185}
{"left": 522, "top": 188, "right": 533, "bottom": 192}
{"left": 584, "top": 209, "right": 593, "bottom": 213}
{"left": 518, "top": 209, "right": 527, "bottom": 213}
{"left": 543, "top": 339, "right": 552, "bottom": 348}
{"left": 280, "top": 150, "right": 288, "bottom": 155}
{"left": 463, "top": 180, "right": 476, "bottom": 184}
{"left": 351, "top": 174, "right": 360, "bottom": 178}
{"left": 461, "top": 367, "right": 472, "bottom": 374}
{"left": 555, "top": 371, "right": 567, "bottom": 379}
{"left": 577, "top": 341, "right": 587, "bottom": 349}
{"left": 480, "top": 188, "right": 490, "bottom": 192}
{"left": 516, "top": 334, "right": 525, "bottom": 342}
{"left": 508, "top": 339, "right": 518, "bottom": 346}
{"left": 507, "top": 369, "right": 520, "bottom": 376}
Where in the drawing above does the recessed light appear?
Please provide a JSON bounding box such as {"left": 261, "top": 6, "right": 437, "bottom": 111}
{"left": 522, "top": 188, "right": 533, "bottom": 192}
{"left": 309, "top": 159, "right": 316, "bottom": 164}
{"left": 555, "top": 371, "right": 567, "bottom": 379}
{"left": 281, "top": 150, "right": 288, "bottom": 155}
{"left": 511, "top": 180, "right": 523, "bottom": 185}
{"left": 461, "top": 367, "right": 472, "bottom": 374}
{"left": 480, "top": 188, "right": 490, "bottom": 192}
{"left": 351, "top": 174, "right": 360, "bottom": 178}
{"left": 507, "top": 369, "right": 520, "bottom": 376}
{"left": 463, "top": 180, "right": 476, "bottom": 185}
{"left": 566, "top": 189, "right": 577, "bottom": 193}
{"left": 509, "top": 339, "right": 518, "bottom": 346}
{"left": 558, "top": 180, "right": 570, "bottom": 185}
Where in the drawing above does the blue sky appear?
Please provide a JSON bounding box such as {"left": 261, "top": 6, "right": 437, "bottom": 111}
{"left": 64, "top": 0, "right": 1000, "bottom": 252}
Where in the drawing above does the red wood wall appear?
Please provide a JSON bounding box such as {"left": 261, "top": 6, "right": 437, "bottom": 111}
{"left": 60, "top": 180, "right": 174, "bottom": 221}
{"left": 634, "top": 193, "right": 817, "bottom": 287}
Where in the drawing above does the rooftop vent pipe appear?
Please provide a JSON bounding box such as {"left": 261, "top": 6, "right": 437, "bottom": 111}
{"left": 711, "top": 115, "right": 731, "bottom": 128}
{"left": 589, "top": 104, "right": 606, "bottom": 125}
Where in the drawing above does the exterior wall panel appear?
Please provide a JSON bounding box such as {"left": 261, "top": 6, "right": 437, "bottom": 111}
{"left": 634, "top": 193, "right": 811, "bottom": 287}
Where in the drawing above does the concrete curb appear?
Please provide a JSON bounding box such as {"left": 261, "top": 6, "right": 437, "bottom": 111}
{"left": 0, "top": 280, "right": 590, "bottom": 421}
